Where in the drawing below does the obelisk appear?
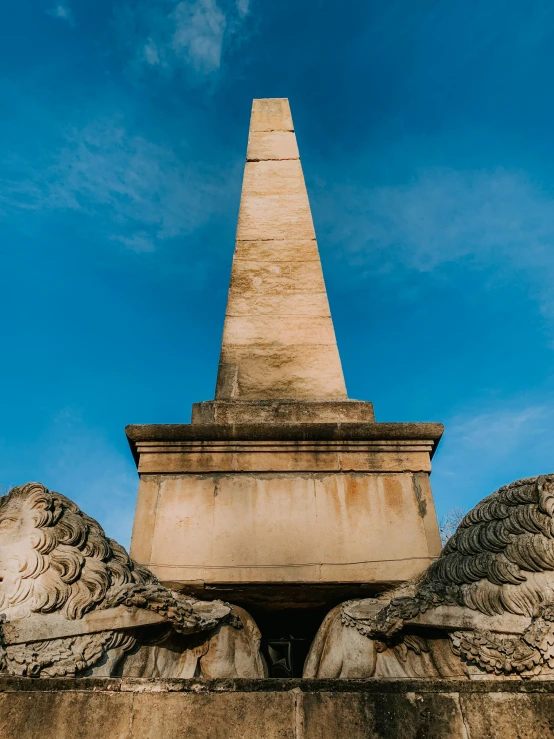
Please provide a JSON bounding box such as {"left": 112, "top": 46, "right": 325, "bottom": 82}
{"left": 127, "top": 99, "right": 443, "bottom": 628}
{"left": 193, "top": 98, "right": 374, "bottom": 425}
{"left": 216, "top": 98, "right": 345, "bottom": 401}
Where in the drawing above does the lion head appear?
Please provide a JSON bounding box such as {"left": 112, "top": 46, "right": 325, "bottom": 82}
{"left": 0, "top": 482, "right": 157, "bottom": 621}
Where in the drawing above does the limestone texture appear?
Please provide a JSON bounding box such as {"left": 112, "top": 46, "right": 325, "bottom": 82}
{"left": 216, "top": 98, "right": 346, "bottom": 401}
{"left": 0, "top": 677, "right": 553, "bottom": 739}
{"left": 128, "top": 423, "right": 443, "bottom": 594}
{"left": 191, "top": 399, "right": 375, "bottom": 424}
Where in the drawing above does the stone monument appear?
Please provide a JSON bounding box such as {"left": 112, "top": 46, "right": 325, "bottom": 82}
{"left": 2, "top": 99, "right": 554, "bottom": 738}
{"left": 126, "top": 98, "right": 443, "bottom": 675}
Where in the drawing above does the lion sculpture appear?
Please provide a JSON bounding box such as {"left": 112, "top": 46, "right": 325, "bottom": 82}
{"left": 0, "top": 483, "right": 266, "bottom": 678}
{"left": 305, "top": 473, "right": 554, "bottom": 679}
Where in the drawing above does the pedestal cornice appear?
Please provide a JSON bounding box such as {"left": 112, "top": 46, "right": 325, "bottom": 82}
{"left": 126, "top": 422, "right": 443, "bottom": 474}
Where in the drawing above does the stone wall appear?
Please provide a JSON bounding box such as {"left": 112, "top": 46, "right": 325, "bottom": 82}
{"left": 1, "top": 677, "right": 553, "bottom": 738}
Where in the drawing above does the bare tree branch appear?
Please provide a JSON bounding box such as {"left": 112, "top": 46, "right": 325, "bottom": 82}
{"left": 439, "top": 507, "right": 466, "bottom": 547}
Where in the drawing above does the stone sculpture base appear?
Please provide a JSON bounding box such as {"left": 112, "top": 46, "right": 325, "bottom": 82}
{"left": 1, "top": 677, "right": 553, "bottom": 738}
{"left": 128, "top": 422, "right": 443, "bottom": 600}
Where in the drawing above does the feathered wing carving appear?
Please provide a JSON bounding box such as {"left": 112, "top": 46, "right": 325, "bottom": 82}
{"left": 305, "top": 474, "right": 554, "bottom": 679}
{"left": 0, "top": 483, "right": 264, "bottom": 678}
{"left": 430, "top": 474, "right": 554, "bottom": 613}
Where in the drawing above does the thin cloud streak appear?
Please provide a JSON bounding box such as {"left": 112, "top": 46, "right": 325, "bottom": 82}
{"left": 47, "top": 4, "right": 75, "bottom": 25}
{"left": 317, "top": 167, "right": 554, "bottom": 320}
{"left": 432, "top": 399, "right": 554, "bottom": 520}
{"left": 171, "top": 0, "right": 226, "bottom": 73}
{"left": 0, "top": 114, "right": 239, "bottom": 253}
{"left": 236, "top": 0, "right": 249, "bottom": 17}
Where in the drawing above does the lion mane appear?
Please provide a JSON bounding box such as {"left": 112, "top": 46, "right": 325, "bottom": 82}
{"left": 0, "top": 482, "right": 157, "bottom": 620}
{"left": 0, "top": 483, "right": 236, "bottom": 677}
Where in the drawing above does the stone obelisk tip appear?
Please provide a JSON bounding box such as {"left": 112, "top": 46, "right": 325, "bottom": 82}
{"left": 212, "top": 98, "right": 350, "bottom": 408}
{"left": 249, "top": 98, "right": 294, "bottom": 132}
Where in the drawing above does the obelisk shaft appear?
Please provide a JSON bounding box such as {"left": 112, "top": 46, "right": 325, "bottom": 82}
{"left": 215, "top": 99, "right": 347, "bottom": 401}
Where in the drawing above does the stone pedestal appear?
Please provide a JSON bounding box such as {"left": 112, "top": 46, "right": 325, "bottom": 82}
{"left": 127, "top": 420, "right": 442, "bottom": 610}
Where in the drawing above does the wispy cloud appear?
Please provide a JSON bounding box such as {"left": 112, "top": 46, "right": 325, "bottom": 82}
{"left": 0, "top": 115, "right": 239, "bottom": 253}
{"left": 47, "top": 4, "right": 74, "bottom": 25}
{"left": 236, "top": 0, "right": 249, "bottom": 18}
{"left": 446, "top": 405, "right": 548, "bottom": 460}
{"left": 317, "top": 168, "right": 554, "bottom": 320}
{"left": 114, "top": 0, "right": 251, "bottom": 79}
{"left": 171, "top": 0, "right": 226, "bottom": 73}
{"left": 432, "top": 399, "right": 554, "bottom": 519}
{"left": 114, "top": 232, "right": 157, "bottom": 253}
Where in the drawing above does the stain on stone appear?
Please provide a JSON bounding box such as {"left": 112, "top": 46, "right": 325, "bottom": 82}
{"left": 383, "top": 477, "right": 404, "bottom": 516}
{"left": 413, "top": 475, "right": 428, "bottom": 518}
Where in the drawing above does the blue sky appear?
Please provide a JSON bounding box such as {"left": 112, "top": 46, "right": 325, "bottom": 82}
{"left": 1, "top": 0, "right": 554, "bottom": 546}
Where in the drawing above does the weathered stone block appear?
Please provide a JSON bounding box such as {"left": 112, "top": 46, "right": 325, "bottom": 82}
{"left": 459, "top": 690, "right": 554, "bottom": 738}
{"left": 227, "top": 258, "right": 328, "bottom": 298}
{"left": 226, "top": 289, "right": 331, "bottom": 318}
{"left": 2, "top": 678, "right": 554, "bottom": 739}
{"left": 217, "top": 344, "right": 347, "bottom": 399}
{"left": 233, "top": 238, "right": 320, "bottom": 262}
{"left": 191, "top": 400, "right": 375, "bottom": 424}
{"left": 300, "top": 690, "right": 467, "bottom": 739}
{"left": 247, "top": 130, "right": 299, "bottom": 161}
{"left": 221, "top": 315, "right": 338, "bottom": 346}
{"left": 236, "top": 159, "right": 316, "bottom": 241}
{"left": 130, "top": 464, "right": 440, "bottom": 588}
{"left": 131, "top": 691, "right": 296, "bottom": 739}
{"left": 249, "top": 98, "right": 294, "bottom": 132}
{"left": 0, "top": 690, "right": 132, "bottom": 739}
